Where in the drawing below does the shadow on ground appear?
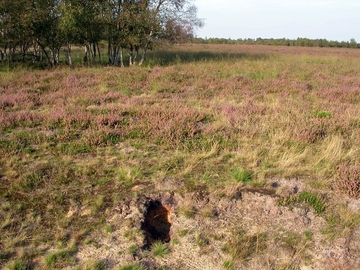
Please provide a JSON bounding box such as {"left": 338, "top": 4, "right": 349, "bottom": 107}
{"left": 146, "top": 50, "right": 269, "bottom": 66}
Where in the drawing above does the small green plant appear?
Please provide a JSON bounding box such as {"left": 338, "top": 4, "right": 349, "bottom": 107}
{"left": 128, "top": 244, "right": 137, "bottom": 254}
{"left": 151, "top": 241, "right": 170, "bottom": 257}
{"left": 177, "top": 229, "right": 188, "bottom": 237}
{"left": 5, "top": 259, "right": 28, "bottom": 270}
{"left": 91, "top": 260, "right": 106, "bottom": 270}
{"left": 105, "top": 225, "right": 113, "bottom": 233}
{"left": 119, "top": 263, "right": 143, "bottom": 270}
{"left": 298, "top": 191, "right": 325, "bottom": 214}
{"left": 231, "top": 167, "right": 252, "bottom": 184}
{"left": 223, "top": 260, "right": 234, "bottom": 270}
{"left": 44, "top": 250, "right": 70, "bottom": 267}
{"left": 303, "top": 230, "right": 313, "bottom": 241}
{"left": 315, "top": 110, "right": 332, "bottom": 118}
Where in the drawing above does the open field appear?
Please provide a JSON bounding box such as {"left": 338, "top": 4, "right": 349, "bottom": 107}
{"left": 1, "top": 44, "right": 360, "bottom": 269}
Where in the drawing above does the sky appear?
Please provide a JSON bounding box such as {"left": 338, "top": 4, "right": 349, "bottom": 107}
{"left": 195, "top": 0, "right": 360, "bottom": 42}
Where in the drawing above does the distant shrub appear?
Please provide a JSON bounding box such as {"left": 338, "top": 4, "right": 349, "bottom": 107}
{"left": 334, "top": 163, "right": 360, "bottom": 199}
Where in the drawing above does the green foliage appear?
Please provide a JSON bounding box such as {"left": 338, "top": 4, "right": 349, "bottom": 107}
{"left": 231, "top": 168, "right": 252, "bottom": 184}
{"left": 315, "top": 110, "right": 332, "bottom": 118}
{"left": 151, "top": 241, "right": 170, "bottom": 257}
{"left": 119, "top": 264, "right": 143, "bottom": 270}
{"left": 303, "top": 230, "right": 313, "bottom": 241}
{"left": 5, "top": 259, "right": 28, "bottom": 270}
{"left": 58, "top": 142, "right": 93, "bottom": 155}
{"left": 105, "top": 225, "right": 113, "bottom": 233}
{"left": 223, "top": 260, "right": 234, "bottom": 270}
{"left": 117, "top": 167, "right": 143, "bottom": 186}
{"left": 44, "top": 250, "right": 73, "bottom": 267}
{"left": 0, "top": 0, "right": 203, "bottom": 68}
{"left": 298, "top": 191, "right": 325, "bottom": 214}
{"left": 278, "top": 191, "right": 326, "bottom": 214}
{"left": 128, "top": 244, "right": 137, "bottom": 254}
{"left": 93, "top": 260, "right": 106, "bottom": 270}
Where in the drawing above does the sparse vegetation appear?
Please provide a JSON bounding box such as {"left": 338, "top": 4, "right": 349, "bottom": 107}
{"left": 221, "top": 229, "right": 267, "bottom": 262}
{"left": 1, "top": 44, "right": 360, "bottom": 268}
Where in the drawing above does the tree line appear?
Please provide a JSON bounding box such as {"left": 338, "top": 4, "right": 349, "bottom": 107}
{"left": 191, "top": 37, "right": 360, "bottom": 48}
{"left": 0, "top": 0, "right": 203, "bottom": 67}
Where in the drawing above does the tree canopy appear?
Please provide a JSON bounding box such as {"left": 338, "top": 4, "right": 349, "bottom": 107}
{"left": 0, "top": 0, "right": 203, "bottom": 67}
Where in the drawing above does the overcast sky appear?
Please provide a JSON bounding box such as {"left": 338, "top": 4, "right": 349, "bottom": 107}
{"left": 195, "top": 0, "right": 360, "bottom": 42}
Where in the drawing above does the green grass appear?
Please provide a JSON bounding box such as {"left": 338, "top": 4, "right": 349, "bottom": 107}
{"left": 231, "top": 167, "right": 252, "bottom": 184}
{"left": 150, "top": 241, "right": 170, "bottom": 257}
{"left": 298, "top": 191, "right": 326, "bottom": 214}
{"left": 278, "top": 190, "right": 326, "bottom": 214}
{"left": 119, "top": 264, "right": 143, "bottom": 270}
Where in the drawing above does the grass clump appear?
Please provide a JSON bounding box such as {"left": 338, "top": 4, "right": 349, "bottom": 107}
{"left": 298, "top": 191, "right": 325, "bottom": 214}
{"left": 315, "top": 110, "right": 332, "bottom": 118}
{"left": 44, "top": 249, "right": 75, "bottom": 267}
{"left": 223, "top": 260, "right": 234, "bottom": 270}
{"left": 5, "top": 259, "right": 29, "bottom": 270}
{"left": 119, "top": 263, "right": 143, "bottom": 270}
{"left": 231, "top": 167, "right": 252, "bottom": 184}
{"left": 151, "top": 241, "right": 170, "bottom": 257}
{"left": 279, "top": 191, "right": 326, "bottom": 214}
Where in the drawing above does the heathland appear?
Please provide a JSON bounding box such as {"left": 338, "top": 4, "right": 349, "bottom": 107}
{"left": 1, "top": 44, "right": 360, "bottom": 269}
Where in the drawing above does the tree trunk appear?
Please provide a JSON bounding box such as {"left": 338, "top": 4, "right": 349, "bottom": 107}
{"left": 129, "top": 45, "right": 133, "bottom": 66}
{"left": 66, "top": 42, "right": 73, "bottom": 68}
{"left": 37, "top": 40, "right": 52, "bottom": 67}
{"left": 92, "top": 42, "right": 97, "bottom": 62}
{"left": 120, "top": 47, "right": 124, "bottom": 67}
{"left": 84, "top": 43, "right": 91, "bottom": 66}
{"left": 139, "top": 41, "right": 149, "bottom": 66}
{"left": 97, "top": 42, "right": 101, "bottom": 63}
{"left": 139, "top": 31, "right": 152, "bottom": 66}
